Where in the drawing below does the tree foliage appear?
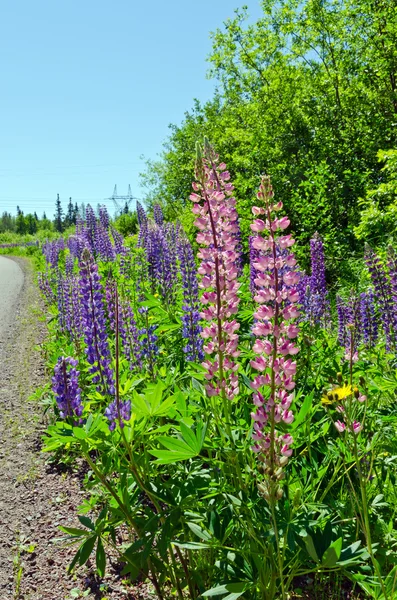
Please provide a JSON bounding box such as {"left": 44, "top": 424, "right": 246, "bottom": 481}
{"left": 140, "top": 0, "right": 397, "bottom": 263}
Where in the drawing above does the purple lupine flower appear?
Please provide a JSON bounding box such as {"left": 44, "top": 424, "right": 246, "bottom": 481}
{"left": 144, "top": 223, "right": 178, "bottom": 308}
{"left": 138, "top": 307, "right": 158, "bottom": 378}
{"left": 336, "top": 293, "right": 361, "bottom": 360}
{"left": 38, "top": 272, "right": 56, "bottom": 304}
{"left": 67, "top": 234, "right": 87, "bottom": 260}
{"left": 177, "top": 235, "right": 204, "bottom": 362}
{"left": 308, "top": 233, "right": 328, "bottom": 324}
{"left": 57, "top": 270, "right": 67, "bottom": 333}
{"left": 366, "top": 246, "right": 394, "bottom": 350}
{"left": 111, "top": 226, "right": 127, "bottom": 256}
{"left": 83, "top": 205, "right": 98, "bottom": 255}
{"left": 137, "top": 201, "right": 148, "bottom": 247}
{"left": 336, "top": 295, "right": 348, "bottom": 348}
{"left": 95, "top": 223, "right": 116, "bottom": 262}
{"left": 249, "top": 176, "right": 299, "bottom": 501}
{"left": 43, "top": 240, "right": 62, "bottom": 269}
{"left": 52, "top": 357, "right": 83, "bottom": 419}
{"left": 79, "top": 249, "right": 115, "bottom": 395}
{"left": 387, "top": 247, "right": 397, "bottom": 337}
{"left": 104, "top": 399, "right": 131, "bottom": 431}
{"left": 360, "top": 291, "right": 378, "bottom": 347}
{"left": 99, "top": 205, "right": 110, "bottom": 230}
{"left": 153, "top": 204, "right": 164, "bottom": 226}
{"left": 120, "top": 299, "right": 142, "bottom": 370}
{"left": 65, "top": 254, "right": 74, "bottom": 277}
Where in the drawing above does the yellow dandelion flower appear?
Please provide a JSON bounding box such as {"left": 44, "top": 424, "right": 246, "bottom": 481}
{"left": 321, "top": 384, "right": 353, "bottom": 405}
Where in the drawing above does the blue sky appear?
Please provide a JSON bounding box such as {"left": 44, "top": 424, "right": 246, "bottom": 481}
{"left": 0, "top": 0, "right": 263, "bottom": 218}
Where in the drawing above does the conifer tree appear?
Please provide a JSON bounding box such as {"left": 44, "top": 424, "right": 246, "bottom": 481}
{"left": 54, "top": 194, "right": 64, "bottom": 232}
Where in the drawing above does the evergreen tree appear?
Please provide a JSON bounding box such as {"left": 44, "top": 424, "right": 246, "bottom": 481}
{"left": 54, "top": 193, "right": 64, "bottom": 232}
{"left": 34, "top": 211, "right": 38, "bottom": 221}
{"left": 26, "top": 214, "right": 37, "bottom": 234}
{"left": 42, "top": 211, "right": 47, "bottom": 220}
{"left": 16, "top": 213, "right": 27, "bottom": 234}
{"left": 66, "top": 197, "right": 74, "bottom": 226}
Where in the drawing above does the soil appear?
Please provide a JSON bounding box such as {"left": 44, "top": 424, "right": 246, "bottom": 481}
{"left": 0, "top": 257, "right": 152, "bottom": 600}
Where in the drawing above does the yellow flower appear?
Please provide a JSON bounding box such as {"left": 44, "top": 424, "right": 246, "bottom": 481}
{"left": 321, "top": 385, "right": 353, "bottom": 405}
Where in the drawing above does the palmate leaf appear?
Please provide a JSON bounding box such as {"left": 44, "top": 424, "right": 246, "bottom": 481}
{"left": 150, "top": 423, "right": 207, "bottom": 464}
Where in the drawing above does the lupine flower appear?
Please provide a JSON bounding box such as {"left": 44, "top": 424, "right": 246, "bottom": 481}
{"left": 120, "top": 299, "right": 142, "bottom": 370}
{"left": 79, "top": 249, "right": 115, "bottom": 395}
{"left": 99, "top": 205, "right": 110, "bottom": 230}
{"left": 336, "top": 294, "right": 361, "bottom": 359}
{"left": 38, "top": 272, "right": 56, "bottom": 304}
{"left": 105, "top": 399, "right": 131, "bottom": 431}
{"left": 106, "top": 280, "right": 142, "bottom": 370}
{"left": 67, "top": 234, "right": 87, "bottom": 260}
{"left": 112, "top": 227, "right": 128, "bottom": 256}
{"left": 387, "top": 247, "right": 397, "bottom": 336}
{"left": 177, "top": 235, "right": 204, "bottom": 362}
{"left": 43, "top": 239, "right": 63, "bottom": 269}
{"left": 190, "top": 140, "right": 241, "bottom": 400}
{"left": 249, "top": 236, "right": 260, "bottom": 297}
{"left": 360, "top": 291, "right": 378, "bottom": 347}
{"left": 153, "top": 204, "right": 164, "bottom": 226}
{"left": 57, "top": 270, "right": 67, "bottom": 333}
{"left": 308, "top": 234, "right": 328, "bottom": 323}
{"left": 335, "top": 420, "right": 346, "bottom": 433}
{"left": 95, "top": 223, "right": 116, "bottom": 262}
{"left": 83, "top": 205, "right": 98, "bottom": 255}
{"left": 52, "top": 357, "right": 83, "bottom": 419}
{"left": 366, "top": 246, "right": 394, "bottom": 350}
{"left": 336, "top": 295, "right": 348, "bottom": 348}
{"left": 249, "top": 175, "right": 300, "bottom": 501}
{"left": 138, "top": 307, "right": 159, "bottom": 378}
{"left": 137, "top": 201, "right": 148, "bottom": 247}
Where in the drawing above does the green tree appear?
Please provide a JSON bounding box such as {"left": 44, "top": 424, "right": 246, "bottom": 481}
{"left": 16, "top": 212, "right": 27, "bottom": 235}
{"left": 25, "top": 213, "right": 37, "bottom": 235}
{"left": 141, "top": 0, "right": 397, "bottom": 258}
{"left": 54, "top": 193, "right": 64, "bottom": 232}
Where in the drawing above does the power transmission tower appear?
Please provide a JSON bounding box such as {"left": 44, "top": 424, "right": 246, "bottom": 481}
{"left": 106, "top": 184, "right": 138, "bottom": 215}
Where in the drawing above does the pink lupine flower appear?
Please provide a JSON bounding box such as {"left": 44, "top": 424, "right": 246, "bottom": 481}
{"left": 335, "top": 420, "right": 346, "bottom": 433}
{"left": 190, "top": 141, "right": 241, "bottom": 401}
{"left": 249, "top": 176, "right": 300, "bottom": 500}
{"left": 352, "top": 421, "right": 362, "bottom": 434}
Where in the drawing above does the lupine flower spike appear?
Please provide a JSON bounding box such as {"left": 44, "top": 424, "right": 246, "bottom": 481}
{"left": 190, "top": 140, "right": 241, "bottom": 401}
{"left": 52, "top": 357, "right": 83, "bottom": 420}
{"left": 249, "top": 175, "right": 300, "bottom": 501}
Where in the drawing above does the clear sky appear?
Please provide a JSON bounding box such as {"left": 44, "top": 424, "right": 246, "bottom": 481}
{"left": 0, "top": 0, "right": 263, "bottom": 218}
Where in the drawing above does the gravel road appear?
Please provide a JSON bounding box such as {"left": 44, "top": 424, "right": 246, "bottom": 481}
{"left": 0, "top": 256, "right": 24, "bottom": 337}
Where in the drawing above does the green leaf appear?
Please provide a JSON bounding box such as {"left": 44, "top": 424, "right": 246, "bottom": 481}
{"left": 150, "top": 448, "right": 196, "bottom": 464}
{"left": 172, "top": 541, "right": 212, "bottom": 550}
{"left": 303, "top": 534, "right": 319, "bottom": 563}
{"left": 187, "top": 522, "right": 212, "bottom": 541}
{"left": 322, "top": 537, "right": 342, "bottom": 567}
{"left": 59, "top": 526, "right": 90, "bottom": 537}
{"left": 291, "top": 392, "right": 313, "bottom": 430}
{"left": 78, "top": 535, "right": 97, "bottom": 566}
{"left": 96, "top": 537, "right": 106, "bottom": 577}
{"left": 202, "top": 582, "right": 250, "bottom": 597}
{"left": 78, "top": 516, "right": 95, "bottom": 531}
{"left": 72, "top": 426, "right": 87, "bottom": 440}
